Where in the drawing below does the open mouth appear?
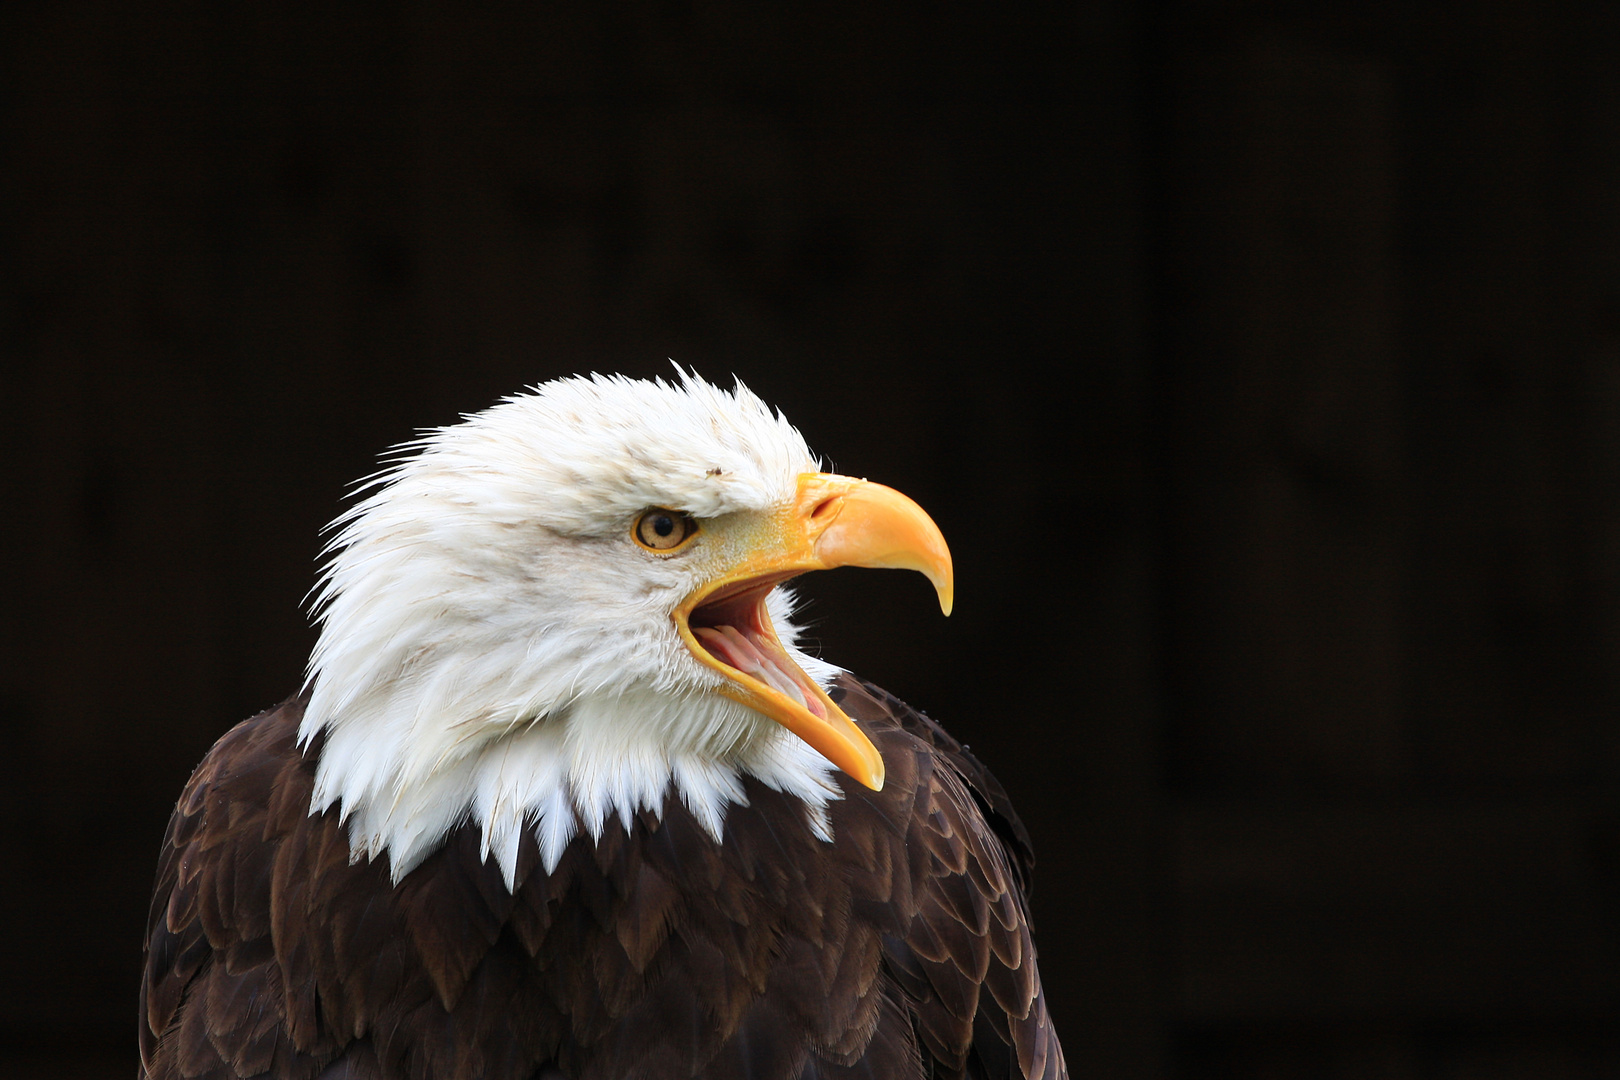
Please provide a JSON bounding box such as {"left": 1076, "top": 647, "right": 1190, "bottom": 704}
{"left": 665, "top": 472, "right": 952, "bottom": 792}
{"left": 684, "top": 574, "right": 828, "bottom": 719}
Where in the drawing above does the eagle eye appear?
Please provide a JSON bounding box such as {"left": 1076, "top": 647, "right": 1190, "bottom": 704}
{"left": 633, "top": 508, "right": 699, "bottom": 553}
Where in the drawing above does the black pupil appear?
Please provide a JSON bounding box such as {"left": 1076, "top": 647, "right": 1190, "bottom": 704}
{"left": 654, "top": 515, "right": 675, "bottom": 537}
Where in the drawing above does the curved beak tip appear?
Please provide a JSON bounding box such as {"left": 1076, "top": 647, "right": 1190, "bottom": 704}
{"left": 806, "top": 475, "right": 956, "bottom": 619}
{"left": 930, "top": 568, "right": 954, "bottom": 617}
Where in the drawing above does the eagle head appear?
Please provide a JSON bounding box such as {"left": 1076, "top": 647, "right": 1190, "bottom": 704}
{"left": 298, "top": 371, "right": 952, "bottom": 886}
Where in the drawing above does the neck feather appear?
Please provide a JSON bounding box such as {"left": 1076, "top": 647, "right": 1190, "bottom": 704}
{"left": 308, "top": 676, "right": 844, "bottom": 890}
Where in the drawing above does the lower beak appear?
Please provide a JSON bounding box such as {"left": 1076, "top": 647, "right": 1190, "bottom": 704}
{"left": 674, "top": 473, "right": 953, "bottom": 791}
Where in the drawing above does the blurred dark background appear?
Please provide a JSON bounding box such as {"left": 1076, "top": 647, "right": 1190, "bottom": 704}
{"left": 4, "top": 1, "right": 1619, "bottom": 1077}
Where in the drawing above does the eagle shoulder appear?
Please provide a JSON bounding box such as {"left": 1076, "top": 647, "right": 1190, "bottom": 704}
{"left": 141, "top": 698, "right": 541, "bottom": 1080}
{"left": 829, "top": 674, "right": 1065, "bottom": 1080}
{"left": 141, "top": 697, "right": 332, "bottom": 1078}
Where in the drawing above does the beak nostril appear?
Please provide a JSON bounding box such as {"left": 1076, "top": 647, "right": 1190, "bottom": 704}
{"left": 810, "top": 497, "right": 840, "bottom": 521}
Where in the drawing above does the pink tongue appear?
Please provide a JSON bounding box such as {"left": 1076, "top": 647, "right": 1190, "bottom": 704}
{"left": 693, "top": 624, "right": 826, "bottom": 718}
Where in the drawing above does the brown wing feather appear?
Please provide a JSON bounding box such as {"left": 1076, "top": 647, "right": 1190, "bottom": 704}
{"left": 829, "top": 675, "right": 1067, "bottom": 1080}
{"left": 142, "top": 683, "right": 1064, "bottom": 1080}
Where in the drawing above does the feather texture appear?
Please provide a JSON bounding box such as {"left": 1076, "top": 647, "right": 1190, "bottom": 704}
{"left": 141, "top": 674, "right": 1065, "bottom": 1080}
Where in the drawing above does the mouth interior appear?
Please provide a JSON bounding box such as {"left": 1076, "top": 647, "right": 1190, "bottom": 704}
{"left": 688, "top": 577, "right": 828, "bottom": 720}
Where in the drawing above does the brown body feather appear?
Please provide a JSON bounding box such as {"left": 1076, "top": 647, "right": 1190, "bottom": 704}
{"left": 140, "top": 674, "right": 1065, "bottom": 1080}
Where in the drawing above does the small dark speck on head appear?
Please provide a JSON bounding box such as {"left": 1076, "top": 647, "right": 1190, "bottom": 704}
{"left": 706, "top": 467, "right": 724, "bottom": 477}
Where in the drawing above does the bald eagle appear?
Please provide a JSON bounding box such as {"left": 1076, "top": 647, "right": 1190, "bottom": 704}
{"left": 140, "top": 372, "right": 1066, "bottom": 1080}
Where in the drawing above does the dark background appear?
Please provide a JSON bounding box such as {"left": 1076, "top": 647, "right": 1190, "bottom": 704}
{"left": 4, "top": 1, "right": 1619, "bottom": 1077}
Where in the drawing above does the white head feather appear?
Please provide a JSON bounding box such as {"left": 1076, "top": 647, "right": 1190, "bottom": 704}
{"left": 300, "top": 371, "right": 843, "bottom": 888}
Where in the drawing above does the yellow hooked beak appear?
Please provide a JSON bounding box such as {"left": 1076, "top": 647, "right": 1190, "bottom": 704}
{"left": 674, "top": 473, "right": 953, "bottom": 792}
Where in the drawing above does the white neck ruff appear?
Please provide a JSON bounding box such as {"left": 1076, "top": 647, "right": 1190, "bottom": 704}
{"left": 307, "top": 645, "right": 845, "bottom": 890}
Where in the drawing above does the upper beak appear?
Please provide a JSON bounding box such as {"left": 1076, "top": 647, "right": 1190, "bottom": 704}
{"left": 674, "top": 473, "right": 953, "bottom": 791}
